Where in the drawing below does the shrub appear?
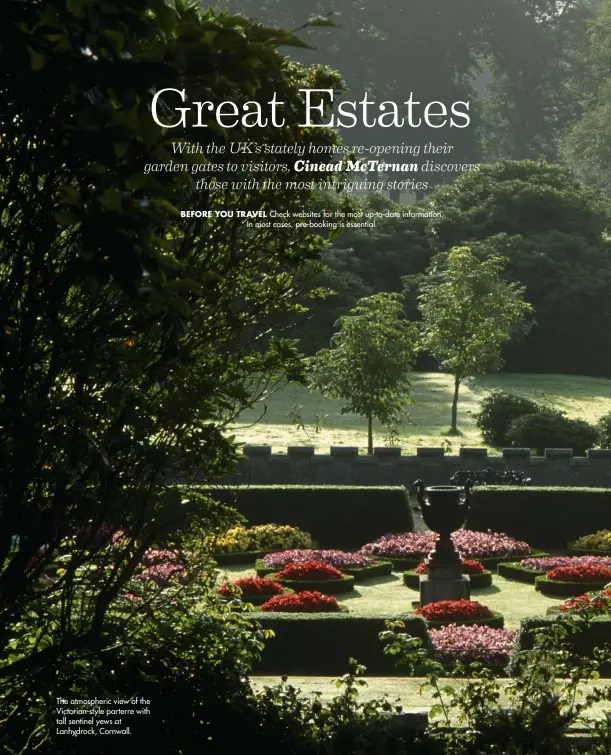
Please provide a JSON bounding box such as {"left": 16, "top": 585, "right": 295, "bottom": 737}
{"left": 546, "top": 564, "right": 611, "bottom": 583}
{"left": 263, "top": 549, "right": 374, "bottom": 570}
{"left": 260, "top": 590, "right": 342, "bottom": 613}
{"left": 574, "top": 530, "right": 611, "bottom": 552}
{"left": 415, "top": 559, "right": 486, "bottom": 575}
{"left": 210, "top": 524, "right": 313, "bottom": 555}
{"left": 274, "top": 561, "right": 344, "bottom": 581}
{"left": 247, "top": 524, "right": 312, "bottom": 551}
{"left": 361, "top": 530, "right": 531, "bottom": 559}
{"left": 506, "top": 409, "right": 597, "bottom": 455}
{"left": 559, "top": 587, "right": 611, "bottom": 616}
{"left": 430, "top": 624, "right": 517, "bottom": 664}
{"left": 217, "top": 577, "right": 284, "bottom": 598}
{"left": 451, "top": 468, "right": 531, "bottom": 486}
{"left": 475, "top": 391, "right": 542, "bottom": 446}
{"left": 416, "top": 599, "right": 493, "bottom": 621}
{"left": 211, "top": 525, "right": 252, "bottom": 554}
{"left": 596, "top": 410, "right": 611, "bottom": 447}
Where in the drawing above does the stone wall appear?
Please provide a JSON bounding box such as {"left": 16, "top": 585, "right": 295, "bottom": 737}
{"left": 214, "top": 446, "right": 611, "bottom": 487}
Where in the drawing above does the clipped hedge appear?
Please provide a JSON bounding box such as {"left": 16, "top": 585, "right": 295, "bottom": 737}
{"left": 403, "top": 570, "right": 493, "bottom": 590}
{"left": 213, "top": 550, "right": 273, "bottom": 566}
{"left": 511, "top": 616, "right": 611, "bottom": 676}
{"left": 383, "top": 552, "right": 546, "bottom": 573}
{"left": 567, "top": 543, "right": 611, "bottom": 557}
{"left": 534, "top": 575, "right": 611, "bottom": 597}
{"left": 270, "top": 573, "right": 356, "bottom": 595}
{"left": 255, "top": 558, "right": 393, "bottom": 581}
{"left": 467, "top": 486, "right": 611, "bottom": 549}
{"left": 416, "top": 612, "right": 505, "bottom": 630}
{"left": 497, "top": 562, "right": 541, "bottom": 584}
{"left": 184, "top": 485, "right": 414, "bottom": 549}
{"left": 247, "top": 613, "right": 430, "bottom": 675}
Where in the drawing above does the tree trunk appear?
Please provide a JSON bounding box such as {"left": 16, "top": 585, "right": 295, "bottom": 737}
{"left": 367, "top": 415, "right": 373, "bottom": 455}
{"left": 451, "top": 375, "right": 461, "bottom": 433}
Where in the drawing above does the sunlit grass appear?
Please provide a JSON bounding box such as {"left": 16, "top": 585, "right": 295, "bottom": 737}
{"left": 229, "top": 372, "right": 611, "bottom": 453}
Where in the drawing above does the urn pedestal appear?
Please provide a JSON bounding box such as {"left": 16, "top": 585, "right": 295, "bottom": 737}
{"left": 414, "top": 480, "right": 472, "bottom": 607}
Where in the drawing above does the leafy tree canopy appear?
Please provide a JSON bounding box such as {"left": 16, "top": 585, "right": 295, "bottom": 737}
{"left": 418, "top": 247, "right": 533, "bottom": 432}
{"left": 309, "top": 293, "right": 419, "bottom": 453}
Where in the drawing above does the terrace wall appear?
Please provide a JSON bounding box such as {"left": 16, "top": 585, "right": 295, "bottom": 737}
{"left": 207, "top": 447, "right": 611, "bottom": 487}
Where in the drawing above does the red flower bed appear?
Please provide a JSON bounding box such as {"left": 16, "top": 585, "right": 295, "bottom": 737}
{"left": 559, "top": 587, "right": 611, "bottom": 616}
{"left": 415, "top": 559, "right": 485, "bottom": 576}
{"left": 275, "top": 560, "right": 344, "bottom": 581}
{"left": 416, "top": 599, "right": 493, "bottom": 622}
{"left": 546, "top": 564, "right": 611, "bottom": 583}
{"left": 217, "top": 576, "right": 284, "bottom": 598}
{"left": 260, "top": 590, "right": 342, "bottom": 612}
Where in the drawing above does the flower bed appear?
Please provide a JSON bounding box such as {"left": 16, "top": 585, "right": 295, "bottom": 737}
{"left": 568, "top": 530, "right": 611, "bottom": 556}
{"left": 430, "top": 624, "right": 517, "bottom": 667}
{"left": 360, "top": 530, "right": 536, "bottom": 570}
{"left": 256, "top": 549, "right": 392, "bottom": 581}
{"left": 414, "top": 599, "right": 504, "bottom": 628}
{"left": 217, "top": 576, "right": 294, "bottom": 606}
{"left": 536, "top": 564, "right": 611, "bottom": 597}
{"left": 498, "top": 555, "right": 611, "bottom": 584}
{"left": 557, "top": 587, "right": 611, "bottom": 617}
{"left": 260, "top": 590, "right": 343, "bottom": 613}
{"left": 404, "top": 560, "right": 492, "bottom": 590}
{"left": 210, "top": 523, "right": 313, "bottom": 564}
{"left": 270, "top": 560, "right": 355, "bottom": 595}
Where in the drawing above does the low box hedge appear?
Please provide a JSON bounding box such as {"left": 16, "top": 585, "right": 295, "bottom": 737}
{"left": 466, "top": 487, "right": 611, "bottom": 549}
{"left": 403, "top": 570, "right": 493, "bottom": 590}
{"left": 213, "top": 550, "right": 273, "bottom": 566}
{"left": 534, "top": 575, "right": 611, "bottom": 597}
{"left": 415, "top": 611, "right": 505, "bottom": 630}
{"left": 511, "top": 616, "right": 611, "bottom": 676}
{"left": 383, "top": 552, "right": 546, "bottom": 572}
{"left": 255, "top": 558, "right": 393, "bottom": 582}
{"left": 179, "top": 485, "right": 413, "bottom": 550}
{"left": 567, "top": 542, "right": 611, "bottom": 557}
{"left": 497, "top": 561, "right": 542, "bottom": 583}
{"left": 246, "top": 613, "right": 430, "bottom": 675}
{"left": 270, "top": 573, "right": 356, "bottom": 595}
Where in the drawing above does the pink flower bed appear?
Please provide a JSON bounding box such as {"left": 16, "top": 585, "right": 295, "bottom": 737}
{"left": 520, "top": 555, "right": 611, "bottom": 572}
{"left": 263, "top": 549, "right": 375, "bottom": 569}
{"left": 360, "top": 530, "right": 531, "bottom": 559}
{"left": 430, "top": 624, "right": 517, "bottom": 665}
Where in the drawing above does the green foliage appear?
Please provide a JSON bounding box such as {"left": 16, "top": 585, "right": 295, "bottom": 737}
{"left": 507, "top": 411, "right": 598, "bottom": 456}
{"left": 186, "top": 485, "right": 414, "bottom": 550}
{"left": 0, "top": 0, "right": 345, "bottom": 749}
{"left": 596, "top": 411, "right": 611, "bottom": 448}
{"left": 562, "top": 2, "right": 611, "bottom": 194}
{"left": 418, "top": 247, "right": 533, "bottom": 432}
{"left": 310, "top": 293, "right": 419, "bottom": 453}
{"left": 422, "top": 161, "right": 611, "bottom": 376}
{"left": 381, "top": 613, "right": 611, "bottom": 755}
{"left": 468, "top": 486, "right": 611, "bottom": 549}
{"left": 475, "top": 391, "right": 543, "bottom": 447}
{"left": 251, "top": 613, "right": 430, "bottom": 675}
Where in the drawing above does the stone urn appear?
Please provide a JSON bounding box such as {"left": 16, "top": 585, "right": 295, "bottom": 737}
{"left": 414, "top": 479, "right": 473, "bottom": 605}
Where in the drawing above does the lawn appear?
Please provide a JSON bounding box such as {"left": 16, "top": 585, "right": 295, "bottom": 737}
{"left": 218, "top": 566, "right": 563, "bottom": 631}
{"left": 218, "top": 565, "right": 611, "bottom": 719}
{"left": 229, "top": 372, "right": 611, "bottom": 454}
